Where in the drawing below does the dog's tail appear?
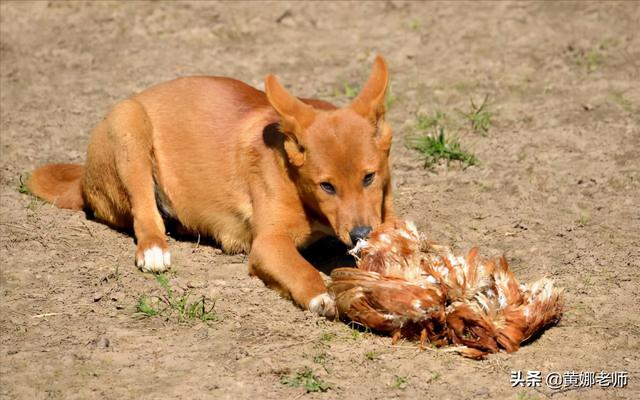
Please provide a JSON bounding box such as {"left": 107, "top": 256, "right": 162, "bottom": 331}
{"left": 27, "top": 163, "right": 85, "bottom": 210}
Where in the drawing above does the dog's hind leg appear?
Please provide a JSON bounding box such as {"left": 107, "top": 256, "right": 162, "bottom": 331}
{"left": 86, "top": 98, "right": 170, "bottom": 272}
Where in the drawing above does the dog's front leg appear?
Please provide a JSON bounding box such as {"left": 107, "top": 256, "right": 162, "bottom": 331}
{"left": 249, "top": 233, "right": 336, "bottom": 319}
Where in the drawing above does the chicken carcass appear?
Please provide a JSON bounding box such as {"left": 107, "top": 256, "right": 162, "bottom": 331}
{"left": 328, "top": 220, "right": 563, "bottom": 359}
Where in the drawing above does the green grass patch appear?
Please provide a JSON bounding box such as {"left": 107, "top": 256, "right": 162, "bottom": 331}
{"left": 311, "top": 351, "right": 332, "bottom": 373}
{"left": 343, "top": 83, "right": 360, "bottom": 99}
{"left": 459, "top": 95, "right": 493, "bottom": 134}
{"left": 320, "top": 332, "right": 336, "bottom": 344}
{"left": 135, "top": 274, "right": 219, "bottom": 323}
{"left": 516, "top": 391, "right": 541, "bottom": 400}
{"left": 281, "top": 367, "right": 330, "bottom": 393}
{"left": 364, "top": 350, "right": 379, "bottom": 361}
{"left": 577, "top": 49, "right": 603, "bottom": 72}
{"left": 416, "top": 110, "right": 447, "bottom": 131}
{"left": 19, "top": 172, "right": 45, "bottom": 211}
{"left": 609, "top": 90, "right": 633, "bottom": 112}
{"left": 18, "top": 173, "right": 32, "bottom": 195}
{"left": 408, "top": 127, "right": 476, "bottom": 168}
{"left": 27, "top": 198, "right": 45, "bottom": 211}
{"left": 136, "top": 295, "right": 160, "bottom": 317}
{"left": 576, "top": 211, "right": 592, "bottom": 228}
{"left": 312, "top": 352, "right": 330, "bottom": 365}
{"left": 347, "top": 321, "right": 371, "bottom": 340}
{"left": 390, "top": 375, "right": 409, "bottom": 390}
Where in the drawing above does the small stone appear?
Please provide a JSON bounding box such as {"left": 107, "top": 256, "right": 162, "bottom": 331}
{"left": 96, "top": 336, "right": 110, "bottom": 349}
{"left": 110, "top": 292, "right": 124, "bottom": 302}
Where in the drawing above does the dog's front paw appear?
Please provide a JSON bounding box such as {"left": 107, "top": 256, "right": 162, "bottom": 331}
{"left": 308, "top": 293, "right": 337, "bottom": 319}
{"left": 136, "top": 246, "right": 171, "bottom": 273}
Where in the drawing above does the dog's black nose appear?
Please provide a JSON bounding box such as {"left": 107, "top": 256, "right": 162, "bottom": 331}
{"left": 349, "top": 225, "right": 372, "bottom": 244}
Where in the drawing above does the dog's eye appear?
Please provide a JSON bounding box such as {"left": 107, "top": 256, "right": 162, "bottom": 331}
{"left": 320, "top": 182, "right": 336, "bottom": 195}
{"left": 363, "top": 172, "right": 375, "bottom": 187}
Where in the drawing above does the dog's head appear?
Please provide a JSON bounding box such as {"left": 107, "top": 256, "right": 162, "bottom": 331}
{"left": 265, "top": 56, "right": 393, "bottom": 246}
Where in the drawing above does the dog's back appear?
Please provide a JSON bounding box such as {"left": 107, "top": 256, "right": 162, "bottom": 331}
{"left": 29, "top": 76, "right": 338, "bottom": 252}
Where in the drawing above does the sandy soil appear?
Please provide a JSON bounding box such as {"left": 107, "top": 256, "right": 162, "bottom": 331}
{"left": 1, "top": 1, "right": 639, "bottom": 399}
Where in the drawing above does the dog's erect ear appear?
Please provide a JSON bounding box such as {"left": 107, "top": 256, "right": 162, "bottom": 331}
{"left": 265, "top": 74, "right": 315, "bottom": 167}
{"left": 265, "top": 74, "right": 315, "bottom": 136}
{"left": 350, "top": 55, "right": 389, "bottom": 126}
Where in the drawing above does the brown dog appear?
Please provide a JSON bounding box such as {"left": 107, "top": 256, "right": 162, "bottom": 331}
{"left": 28, "top": 56, "right": 395, "bottom": 317}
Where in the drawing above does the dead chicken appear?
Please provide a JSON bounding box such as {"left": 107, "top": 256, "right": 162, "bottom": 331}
{"left": 328, "top": 220, "right": 563, "bottom": 359}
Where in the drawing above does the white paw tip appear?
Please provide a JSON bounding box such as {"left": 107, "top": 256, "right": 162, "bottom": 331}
{"left": 138, "top": 246, "right": 171, "bottom": 272}
{"left": 309, "top": 293, "right": 336, "bottom": 319}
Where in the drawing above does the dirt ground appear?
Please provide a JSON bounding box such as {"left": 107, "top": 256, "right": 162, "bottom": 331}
{"left": 1, "top": 1, "right": 639, "bottom": 399}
